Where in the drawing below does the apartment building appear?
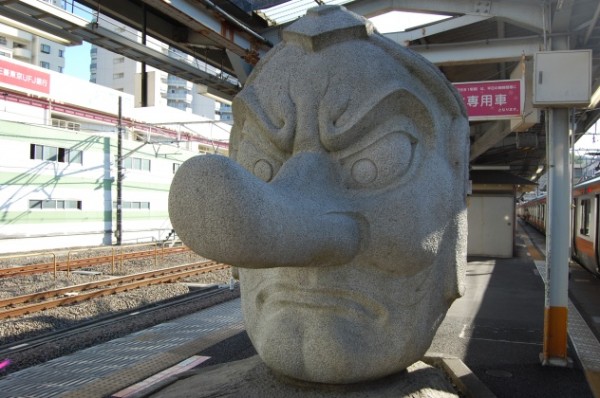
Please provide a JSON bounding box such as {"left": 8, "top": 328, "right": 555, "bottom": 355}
{"left": 0, "top": 0, "right": 66, "bottom": 74}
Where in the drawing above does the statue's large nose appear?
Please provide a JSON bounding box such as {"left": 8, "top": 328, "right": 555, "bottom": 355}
{"left": 168, "top": 153, "right": 360, "bottom": 269}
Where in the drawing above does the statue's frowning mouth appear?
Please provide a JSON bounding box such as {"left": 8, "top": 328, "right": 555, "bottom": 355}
{"left": 254, "top": 283, "right": 389, "bottom": 324}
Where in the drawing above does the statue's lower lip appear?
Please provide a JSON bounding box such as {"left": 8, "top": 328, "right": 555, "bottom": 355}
{"left": 254, "top": 284, "right": 388, "bottom": 323}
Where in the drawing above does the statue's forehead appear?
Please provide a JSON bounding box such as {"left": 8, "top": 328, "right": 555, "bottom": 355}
{"left": 234, "top": 39, "right": 441, "bottom": 152}
{"left": 246, "top": 41, "right": 416, "bottom": 117}
{"left": 261, "top": 40, "right": 401, "bottom": 86}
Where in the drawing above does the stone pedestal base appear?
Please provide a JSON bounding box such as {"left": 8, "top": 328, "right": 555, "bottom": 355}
{"left": 149, "top": 355, "right": 459, "bottom": 397}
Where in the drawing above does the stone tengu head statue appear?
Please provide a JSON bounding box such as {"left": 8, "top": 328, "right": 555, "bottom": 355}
{"left": 169, "top": 5, "right": 469, "bottom": 384}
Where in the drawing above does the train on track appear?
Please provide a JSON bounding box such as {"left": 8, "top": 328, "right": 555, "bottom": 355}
{"left": 517, "top": 175, "right": 600, "bottom": 276}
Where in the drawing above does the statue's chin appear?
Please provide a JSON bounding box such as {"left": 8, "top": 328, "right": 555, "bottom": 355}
{"left": 248, "top": 309, "right": 418, "bottom": 384}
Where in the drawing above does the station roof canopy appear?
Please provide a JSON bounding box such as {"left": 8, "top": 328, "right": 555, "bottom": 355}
{"left": 1, "top": 0, "right": 599, "bottom": 185}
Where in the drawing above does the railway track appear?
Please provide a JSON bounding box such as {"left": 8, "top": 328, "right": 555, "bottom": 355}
{"left": 0, "top": 245, "right": 190, "bottom": 278}
{"left": 0, "top": 260, "right": 229, "bottom": 320}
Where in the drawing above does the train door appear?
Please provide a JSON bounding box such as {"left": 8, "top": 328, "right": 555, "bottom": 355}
{"left": 596, "top": 195, "right": 600, "bottom": 273}
{"left": 571, "top": 197, "right": 577, "bottom": 258}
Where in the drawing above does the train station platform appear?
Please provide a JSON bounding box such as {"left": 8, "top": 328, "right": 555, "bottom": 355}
{"left": 0, "top": 221, "right": 598, "bottom": 397}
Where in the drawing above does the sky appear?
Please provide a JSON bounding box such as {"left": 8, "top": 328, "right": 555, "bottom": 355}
{"left": 62, "top": 2, "right": 92, "bottom": 81}
{"left": 63, "top": 43, "right": 91, "bottom": 81}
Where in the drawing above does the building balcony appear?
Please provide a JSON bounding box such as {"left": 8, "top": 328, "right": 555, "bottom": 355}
{"left": 167, "top": 76, "right": 193, "bottom": 89}
{"left": 167, "top": 92, "right": 193, "bottom": 102}
{"left": 12, "top": 47, "right": 31, "bottom": 60}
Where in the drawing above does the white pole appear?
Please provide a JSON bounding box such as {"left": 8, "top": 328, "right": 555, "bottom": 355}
{"left": 543, "top": 107, "right": 570, "bottom": 366}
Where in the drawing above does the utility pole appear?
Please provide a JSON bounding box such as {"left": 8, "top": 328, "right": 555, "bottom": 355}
{"left": 116, "top": 96, "right": 123, "bottom": 245}
{"left": 141, "top": 5, "right": 148, "bottom": 107}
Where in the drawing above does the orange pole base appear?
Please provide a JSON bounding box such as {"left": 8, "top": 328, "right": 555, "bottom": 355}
{"left": 542, "top": 306, "right": 568, "bottom": 364}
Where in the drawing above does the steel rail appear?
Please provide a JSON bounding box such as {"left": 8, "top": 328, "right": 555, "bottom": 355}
{"left": 0, "top": 246, "right": 190, "bottom": 278}
{"left": 0, "top": 261, "right": 229, "bottom": 320}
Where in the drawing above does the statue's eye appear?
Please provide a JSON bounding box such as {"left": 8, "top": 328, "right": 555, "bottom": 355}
{"left": 237, "top": 138, "right": 282, "bottom": 182}
{"left": 341, "top": 132, "right": 416, "bottom": 189}
{"left": 253, "top": 159, "right": 274, "bottom": 182}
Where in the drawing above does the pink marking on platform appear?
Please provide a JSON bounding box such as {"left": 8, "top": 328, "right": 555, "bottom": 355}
{"left": 0, "top": 359, "right": 11, "bottom": 370}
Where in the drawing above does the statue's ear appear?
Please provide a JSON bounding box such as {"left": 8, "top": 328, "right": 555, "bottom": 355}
{"left": 444, "top": 114, "right": 470, "bottom": 199}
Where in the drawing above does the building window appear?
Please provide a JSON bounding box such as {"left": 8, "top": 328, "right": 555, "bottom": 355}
{"left": 113, "top": 72, "right": 124, "bottom": 79}
{"left": 29, "top": 199, "right": 82, "bottom": 210}
{"left": 30, "top": 144, "right": 82, "bottom": 164}
{"left": 173, "top": 163, "right": 180, "bottom": 174}
{"left": 114, "top": 57, "right": 125, "bottom": 64}
{"left": 58, "top": 66, "right": 63, "bottom": 73}
{"left": 40, "top": 61, "right": 50, "bottom": 69}
{"left": 0, "top": 36, "right": 7, "bottom": 45}
{"left": 113, "top": 201, "right": 150, "bottom": 209}
{"left": 30, "top": 144, "right": 57, "bottom": 161}
{"left": 40, "top": 43, "right": 51, "bottom": 54}
{"left": 121, "top": 156, "right": 150, "bottom": 171}
{"left": 58, "top": 49, "right": 64, "bottom": 58}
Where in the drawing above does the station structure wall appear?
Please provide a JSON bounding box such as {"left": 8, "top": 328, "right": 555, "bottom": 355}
{"left": 0, "top": 119, "right": 198, "bottom": 254}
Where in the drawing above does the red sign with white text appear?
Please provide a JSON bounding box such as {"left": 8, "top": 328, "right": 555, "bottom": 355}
{"left": 453, "top": 79, "right": 522, "bottom": 121}
{"left": 0, "top": 59, "right": 50, "bottom": 94}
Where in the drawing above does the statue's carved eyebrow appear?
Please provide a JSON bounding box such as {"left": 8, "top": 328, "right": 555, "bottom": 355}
{"left": 235, "top": 88, "right": 295, "bottom": 154}
{"left": 319, "top": 88, "right": 433, "bottom": 152}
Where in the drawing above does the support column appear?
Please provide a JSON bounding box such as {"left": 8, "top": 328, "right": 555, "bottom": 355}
{"left": 542, "top": 107, "right": 570, "bottom": 366}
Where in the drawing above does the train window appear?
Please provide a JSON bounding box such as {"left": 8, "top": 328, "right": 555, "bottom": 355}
{"left": 580, "top": 199, "right": 591, "bottom": 236}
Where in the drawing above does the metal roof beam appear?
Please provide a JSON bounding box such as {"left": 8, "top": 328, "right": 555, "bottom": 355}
{"left": 408, "top": 36, "right": 544, "bottom": 66}
{"left": 139, "top": 0, "right": 272, "bottom": 63}
{"left": 76, "top": 0, "right": 270, "bottom": 67}
{"left": 470, "top": 120, "right": 511, "bottom": 162}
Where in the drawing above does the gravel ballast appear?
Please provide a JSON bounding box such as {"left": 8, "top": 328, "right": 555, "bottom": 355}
{"left": 0, "top": 246, "right": 236, "bottom": 375}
